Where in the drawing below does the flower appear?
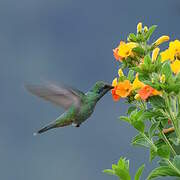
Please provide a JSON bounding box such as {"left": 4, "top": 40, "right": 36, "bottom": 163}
{"left": 169, "top": 40, "right": 180, "bottom": 60}
{"left": 111, "top": 79, "right": 132, "bottom": 101}
{"left": 154, "top": 35, "right": 170, "bottom": 47}
{"left": 132, "top": 74, "right": 145, "bottom": 90}
{"left": 112, "top": 87, "right": 121, "bottom": 101}
{"left": 137, "top": 22, "right": 142, "bottom": 33}
{"left": 160, "top": 49, "right": 172, "bottom": 62}
{"left": 116, "top": 41, "right": 137, "bottom": 59}
{"left": 116, "top": 80, "right": 132, "bottom": 97}
{"left": 138, "top": 85, "right": 154, "bottom": 100}
{"left": 111, "top": 78, "right": 120, "bottom": 101}
{"left": 152, "top": 47, "right": 160, "bottom": 62}
{"left": 171, "top": 59, "right": 180, "bottom": 74}
{"left": 113, "top": 47, "right": 123, "bottom": 61}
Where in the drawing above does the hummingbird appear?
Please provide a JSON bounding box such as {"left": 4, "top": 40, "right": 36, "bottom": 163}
{"left": 26, "top": 81, "right": 113, "bottom": 135}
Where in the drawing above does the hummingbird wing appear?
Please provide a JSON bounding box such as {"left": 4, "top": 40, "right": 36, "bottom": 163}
{"left": 25, "top": 83, "right": 85, "bottom": 110}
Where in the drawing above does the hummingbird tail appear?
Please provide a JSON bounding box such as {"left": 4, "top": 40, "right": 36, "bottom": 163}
{"left": 35, "top": 122, "right": 57, "bottom": 135}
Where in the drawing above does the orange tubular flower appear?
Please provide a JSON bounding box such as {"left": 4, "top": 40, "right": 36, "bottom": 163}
{"left": 138, "top": 85, "right": 154, "bottom": 100}
{"left": 113, "top": 47, "right": 123, "bottom": 61}
{"left": 111, "top": 79, "right": 132, "bottom": 101}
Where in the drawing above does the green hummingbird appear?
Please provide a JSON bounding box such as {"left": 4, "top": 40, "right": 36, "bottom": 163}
{"left": 26, "top": 81, "right": 113, "bottom": 135}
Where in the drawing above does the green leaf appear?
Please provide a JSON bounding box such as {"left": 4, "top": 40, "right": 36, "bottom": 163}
{"left": 173, "top": 155, "right": 180, "bottom": 170}
{"left": 157, "top": 145, "right": 170, "bottom": 159}
{"left": 128, "top": 33, "right": 137, "bottom": 42}
{"left": 127, "top": 69, "right": 135, "bottom": 82}
{"left": 144, "top": 55, "right": 152, "bottom": 67}
{"left": 134, "top": 164, "right": 145, "bottom": 180}
{"left": 150, "top": 147, "right": 157, "bottom": 162}
{"left": 161, "top": 61, "right": 172, "bottom": 81}
{"left": 148, "top": 96, "right": 165, "bottom": 109}
{"left": 132, "top": 47, "right": 145, "bottom": 56}
{"left": 119, "top": 116, "right": 131, "bottom": 123}
{"left": 149, "top": 122, "right": 160, "bottom": 138}
{"left": 127, "top": 106, "right": 136, "bottom": 115}
{"left": 103, "top": 169, "right": 115, "bottom": 176}
{"left": 132, "top": 133, "right": 150, "bottom": 148}
{"left": 132, "top": 121, "right": 145, "bottom": 133}
{"left": 147, "top": 166, "right": 179, "bottom": 180}
{"left": 144, "top": 25, "right": 157, "bottom": 41}
{"left": 115, "top": 168, "right": 131, "bottom": 180}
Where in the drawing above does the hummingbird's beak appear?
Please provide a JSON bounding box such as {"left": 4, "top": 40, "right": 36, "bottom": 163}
{"left": 104, "top": 84, "right": 114, "bottom": 90}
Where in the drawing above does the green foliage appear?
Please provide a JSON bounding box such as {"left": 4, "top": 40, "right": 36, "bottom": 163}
{"left": 103, "top": 157, "right": 145, "bottom": 180}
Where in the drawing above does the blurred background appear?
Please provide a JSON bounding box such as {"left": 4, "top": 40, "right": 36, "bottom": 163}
{"left": 0, "top": 0, "right": 179, "bottom": 179}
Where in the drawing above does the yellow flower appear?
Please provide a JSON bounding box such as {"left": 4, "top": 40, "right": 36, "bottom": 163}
{"left": 152, "top": 48, "right": 160, "bottom": 62}
{"left": 169, "top": 40, "right": 180, "bottom": 59}
{"left": 171, "top": 59, "right": 180, "bottom": 74}
{"left": 117, "top": 42, "right": 137, "bottom": 59}
{"left": 160, "top": 74, "right": 165, "bottom": 83}
{"left": 160, "top": 49, "right": 172, "bottom": 62}
{"left": 118, "top": 68, "right": 124, "bottom": 77}
{"left": 132, "top": 74, "right": 145, "bottom": 90}
{"left": 115, "top": 80, "right": 132, "bottom": 98}
{"left": 154, "top": 35, "right": 170, "bottom": 47}
{"left": 137, "top": 22, "right": 142, "bottom": 33}
{"left": 143, "top": 26, "right": 148, "bottom": 33}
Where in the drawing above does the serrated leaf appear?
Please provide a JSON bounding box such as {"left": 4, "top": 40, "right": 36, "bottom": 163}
{"left": 149, "top": 122, "right": 160, "bottom": 138}
{"left": 134, "top": 164, "right": 145, "bottom": 180}
{"left": 132, "top": 133, "right": 150, "bottom": 148}
{"left": 147, "top": 166, "right": 179, "bottom": 180}
{"left": 157, "top": 145, "right": 170, "bottom": 159}
{"left": 127, "top": 106, "right": 136, "bottom": 115}
{"left": 144, "top": 25, "right": 157, "bottom": 41}
{"left": 128, "top": 33, "right": 137, "bottom": 42}
{"left": 132, "top": 121, "right": 145, "bottom": 133}
{"left": 148, "top": 96, "right": 165, "bottom": 109}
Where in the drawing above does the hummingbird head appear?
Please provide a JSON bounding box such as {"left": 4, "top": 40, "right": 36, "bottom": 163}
{"left": 90, "top": 81, "right": 114, "bottom": 100}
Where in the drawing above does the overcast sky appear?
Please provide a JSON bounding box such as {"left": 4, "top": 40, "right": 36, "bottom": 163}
{"left": 0, "top": 0, "right": 179, "bottom": 179}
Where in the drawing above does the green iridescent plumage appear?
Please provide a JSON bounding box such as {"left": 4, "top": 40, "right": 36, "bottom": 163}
{"left": 26, "top": 81, "right": 113, "bottom": 135}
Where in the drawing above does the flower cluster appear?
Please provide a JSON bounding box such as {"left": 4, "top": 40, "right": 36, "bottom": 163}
{"left": 111, "top": 23, "right": 180, "bottom": 102}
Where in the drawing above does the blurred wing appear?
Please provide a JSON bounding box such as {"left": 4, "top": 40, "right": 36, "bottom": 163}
{"left": 25, "top": 83, "right": 85, "bottom": 110}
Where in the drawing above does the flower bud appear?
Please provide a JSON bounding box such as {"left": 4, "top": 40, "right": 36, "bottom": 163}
{"left": 154, "top": 35, "right": 170, "bottom": 47}
{"left": 143, "top": 26, "right": 148, "bottom": 32}
{"left": 160, "top": 74, "right": 165, "bottom": 83}
{"left": 137, "top": 22, "right": 142, "bottom": 33}
{"left": 118, "top": 68, "right": 124, "bottom": 77}
{"left": 152, "top": 47, "right": 160, "bottom": 62}
{"left": 134, "top": 94, "right": 141, "bottom": 100}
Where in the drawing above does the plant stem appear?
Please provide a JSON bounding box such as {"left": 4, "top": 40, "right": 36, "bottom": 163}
{"left": 158, "top": 127, "right": 177, "bottom": 156}
{"left": 164, "top": 94, "right": 180, "bottom": 141}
